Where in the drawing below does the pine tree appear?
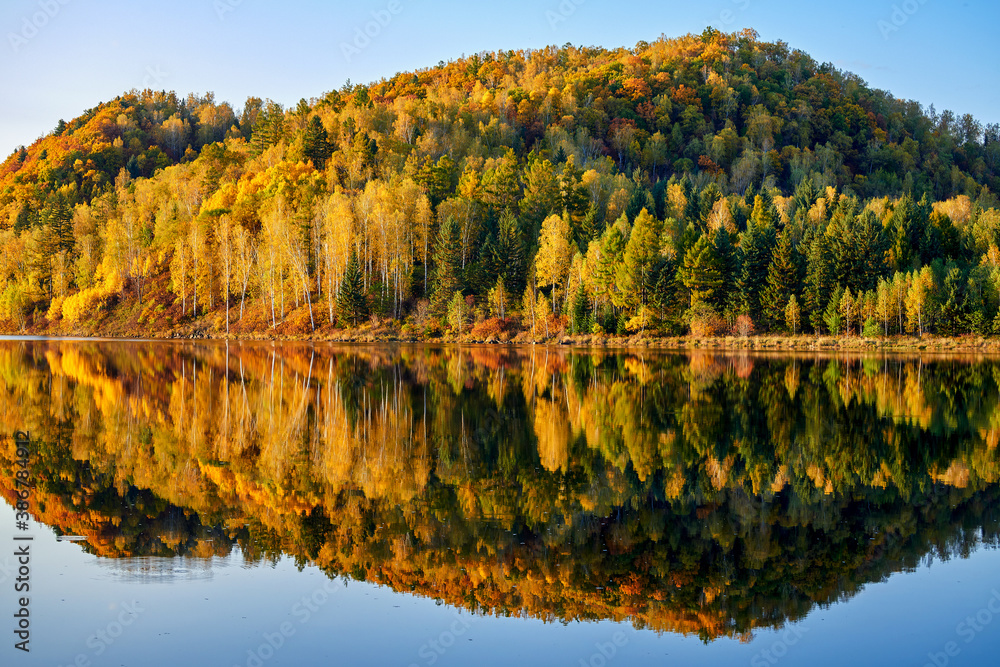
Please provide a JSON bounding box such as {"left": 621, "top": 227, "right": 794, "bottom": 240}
{"left": 738, "top": 220, "right": 775, "bottom": 323}
{"left": 761, "top": 232, "right": 800, "bottom": 330}
{"left": 432, "top": 215, "right": 463, "bottom": 313}
{"left": 250, "top": 101, "right": 285, "bottom": 154}
{"left": 337, "top": 250, "right": 368, "bottom": 326}
{"left": 50, "top": 194, "right": 74, "bottom": 253}
{"left": 618, "top": 208, "right": 661, "bottom": 312}
{"left": 823, "top": 285, "right": 844, "bottom": 335}
{"left": 303, "top": 115, "right": 332, "bottom": 168}
{"left": 494, "top": 209, "right": 525, "bottom": 296}
{"left": 853, "top": 210, "right": 889, "bottom": 291}
{"left": 804, "top": 231, "right": 836, "bottom": 332}
{"left": 713, "top": 226, "right": 740, "bottom": 318}
{"left": 681, "top": 233, "right": 724, "bottom": 306}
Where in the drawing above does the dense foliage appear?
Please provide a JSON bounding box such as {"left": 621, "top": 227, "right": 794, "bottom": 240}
{"left": 2, "top": 29, "right": 999, "bottom": 337}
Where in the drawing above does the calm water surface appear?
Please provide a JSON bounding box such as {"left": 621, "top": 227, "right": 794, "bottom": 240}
{"left": 1, "top": 340, "right": 999, "bottom": 666}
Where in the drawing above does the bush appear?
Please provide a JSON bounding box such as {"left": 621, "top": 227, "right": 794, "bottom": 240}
{"left": 46, "top": 295, "right": 65, "bottom": 321}
{"left": 862, "top": 318, "right": 881, "bottom": 338}
{"left": 689, "top": 302, "right": 725, "bottom": 337}
{"left": 62, "top": 286, "right": 111, "bottom": 323}
{"left": 733, "top": 314, "right": 755, "bottom": 338}
{"left": 470, "top": 317, "right": 513, "bottom": 339}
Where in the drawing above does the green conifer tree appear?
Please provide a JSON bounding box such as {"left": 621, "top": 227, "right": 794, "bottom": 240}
{"left": 337, "top": 250, "right": 369, "bottom": 326}
{"left": 761, "top": 232, "right": 800, "bottom": 330}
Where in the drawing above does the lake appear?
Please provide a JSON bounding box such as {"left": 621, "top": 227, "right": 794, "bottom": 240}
{"left": 1, "top": 339, "right": 999, "bottom": 667}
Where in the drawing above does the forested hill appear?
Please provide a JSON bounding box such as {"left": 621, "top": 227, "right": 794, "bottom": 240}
{"left": 2, "top": 29, "right": 1000, "bottom": 339}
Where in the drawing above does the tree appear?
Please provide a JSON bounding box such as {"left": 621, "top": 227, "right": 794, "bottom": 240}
{"left": 618, "top": 208, "right": 661, "bottom": 313}
{"left": 432, "top": 215, "right": 463, "bottom": 313}
{"left": 338, "top": 251, "right": 368, "bottom": 327}
{"left": 824, "top": 285, "right": 844, "bottom": 335}
{"left": 447, "top": 291, "right": 467, "bottom": 334}
{"left": 804, "top": 231, "right": 836, "bottom": 332}
{"left": 905, "top": 268, "right": 934, "bottom": 336}
{"left": 215, "top": 216, "right": 234, "bottom": 333}
{"left": 494, "top": 209, "right": 526, "bottom": 297}
{"left": 535, "top": 212, "right": 572, "bottom": 312}
{"left": 761, "top": 232, "right": 800, "bottom": 330}
{"left": 713, "top": 227, "right": 740, "bottom": 318}
{"left": 876, "top": 278, "right": 893, "bottom": 336}
{"left": 251, "top": 100, "right": 285, "bottom": 154}
{"left": 785, "top": 294, "right": 801, "bottom": 335}
{"left": 520, "top": 159, "right": 560, "bottom": 238}
{"left": 570, "top": 282, "right": 589, "bottom": 334}
{"left": 738, "top": 220, "right": 775, "bottom": 322}
{"left": 839, "top": 287, "right": 855, "bottom": 335}
{"left": 488, "top": 276, "right": 509, "bottom": 319}
{"left": 233, "top": 225, "right": 256, "bottom": 324}
{"left": 680, "top": 233, "right": 724, "bottom": 306}
{"left": 303, "top": 116, "right": 332, "bottom": 168}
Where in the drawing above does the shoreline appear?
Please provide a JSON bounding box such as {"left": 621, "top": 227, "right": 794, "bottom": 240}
{"left": 5, "top": 325, "right": 1000, "bottom": 354}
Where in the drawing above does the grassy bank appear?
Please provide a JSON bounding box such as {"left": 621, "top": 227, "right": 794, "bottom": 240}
{"left": 5, "top": 304, "right": 1000, "bottom": 355}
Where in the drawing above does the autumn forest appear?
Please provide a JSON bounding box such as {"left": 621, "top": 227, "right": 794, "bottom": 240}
{"left": 2, "top": 29, "right": 1000, "bottom": 340}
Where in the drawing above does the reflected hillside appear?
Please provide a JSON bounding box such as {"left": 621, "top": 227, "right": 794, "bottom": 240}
{"left": 2, "top": 341, "right": 999, "bottom": 640}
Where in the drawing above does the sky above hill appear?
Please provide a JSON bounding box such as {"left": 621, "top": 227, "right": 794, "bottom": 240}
{"left": 1, "top": 0, "right": 996, "bottom": 159}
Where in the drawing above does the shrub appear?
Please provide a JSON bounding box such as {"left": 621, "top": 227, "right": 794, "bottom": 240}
{"left": 470, "top": 317, "right": 513, "bottom": 339}
{"left": 862, "top": 318, "right": 881, "bottom": 338}
{"left": 62, "top": 286, "right": 110, "bottom": 323}
{"left": 689, "top": 302, "right": 725, "bottom": 337}
{"left": 47, "top": 295, "right": 66, "bottom": 321}
{"left": 733, "top": 314, "right": 755, "bottom": 338}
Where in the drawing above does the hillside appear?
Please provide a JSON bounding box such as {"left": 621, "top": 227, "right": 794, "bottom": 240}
{"left": 1, "top": 29, "right": 999, "bottom": 340}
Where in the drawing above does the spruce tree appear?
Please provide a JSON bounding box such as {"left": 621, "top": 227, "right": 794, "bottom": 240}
{"left": 681, "top": 233, "right": 724, "bottom": 306}
{"left": 804, "top": 231, "right": 836, "bottom": 332}
{"left": 619, "top": 208, "right": 661, "bottom": 312}
{"left": 337, "top": 250, "right": 368, "bottom": 327}
{"left": 713, "top": 227, "right": 740, "bottom": 318}
{"left": 761, "top": 232, "right": 800, "bottom": 330}
{"left": 303, "top": 115, "right": 332, "bottom": 168}
{"left": 494, "top": 209, "right": 526, "bottom": 296}
{"left": 738, "top": 220, "right": 775, "bottom": 325}
{"left": 432, "top": 215, "right": 463, "bottom": 313}
{"left": 823, "top": 285, "right": 844, "bottom": 335}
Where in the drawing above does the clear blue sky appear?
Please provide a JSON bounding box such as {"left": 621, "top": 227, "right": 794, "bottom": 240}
{"left": 1, "top": 0, "right": 997, "bottom": 159}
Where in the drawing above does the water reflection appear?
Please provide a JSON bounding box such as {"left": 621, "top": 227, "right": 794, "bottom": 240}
{"left": 1, "top": 341, "right": 998, "bottom": 641}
